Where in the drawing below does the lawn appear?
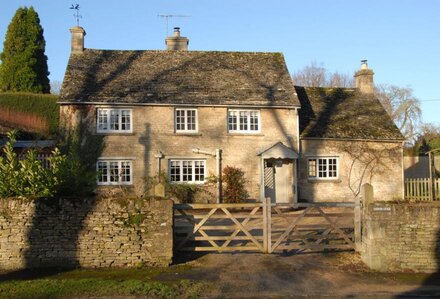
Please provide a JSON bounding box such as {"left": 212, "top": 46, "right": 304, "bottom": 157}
{"left": 0, "top": 266, "right": 206, "bottom": 299}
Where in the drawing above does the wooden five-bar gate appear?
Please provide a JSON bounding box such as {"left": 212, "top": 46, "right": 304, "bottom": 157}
{"left": 173, "top": 198, "right": 362, "bottom": 254}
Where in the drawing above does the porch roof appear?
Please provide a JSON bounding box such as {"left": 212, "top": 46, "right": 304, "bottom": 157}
{"left": 257, "top": 142, "right": 298, "bottom": 159}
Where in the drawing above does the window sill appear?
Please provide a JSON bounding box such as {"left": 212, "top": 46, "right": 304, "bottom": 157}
{"left": 97, "top": 183, "right": 133, "bottom": 186}
{"left": 307, "top": 179, "right": 342, "bottom": 183}
{"left": 228, "top": 133, "right": 264, "bottom": 136}
{"left": 174, "top": 133, "right": 202, "bottom": 136}
{"left": 94, "top": 132, "right": 135, "bottom": 136}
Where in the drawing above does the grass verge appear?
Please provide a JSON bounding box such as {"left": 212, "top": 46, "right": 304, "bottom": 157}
{"left": 0, "top": 267, "right": 206, "bottom": 299}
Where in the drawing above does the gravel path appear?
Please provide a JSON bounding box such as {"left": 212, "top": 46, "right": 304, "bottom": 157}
{"left": 159, "top": 252, "right": 440, "bottom": 298}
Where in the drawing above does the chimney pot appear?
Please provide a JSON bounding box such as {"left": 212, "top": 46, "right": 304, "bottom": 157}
{"left": 354, "top": 59, "right": 374, "bottom": 94}
{"left": 70, "top": 26, "right": 86, "bottom": 54}
{"left": 173, "top": 27, "right": 181, "bottom": 37}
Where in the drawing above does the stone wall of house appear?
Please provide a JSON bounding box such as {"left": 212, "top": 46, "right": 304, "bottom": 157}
{"left": 0, "top": 197, "right": 173, "bottom": 270}
{"left": 299, "top": 139, "right": 403, "bottom": 202}
{"left": 362, "top": 202, "right": 440, "bottom": 273}
{"left": 60, "top": 104, "right": 299, "bottom": 202}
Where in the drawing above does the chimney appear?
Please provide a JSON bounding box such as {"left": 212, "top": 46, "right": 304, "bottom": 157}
{"left": 70, "top": 26, "right": 86, "bottom": 54}
{"left": 165, "top": 27, "right": 189, "bottom": 51}
{"left": 354, "top": 60, "right": 374, "bottom": 94}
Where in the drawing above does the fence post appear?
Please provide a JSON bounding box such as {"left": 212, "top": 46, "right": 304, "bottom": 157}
{"left": 263, "top": 196, "right": 268, "bottom": 253}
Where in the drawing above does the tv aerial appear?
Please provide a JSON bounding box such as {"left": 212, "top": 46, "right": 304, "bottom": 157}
{"left": 70, "top": 4, "right": 82, "bottom": 26}
{"left": 158, "top": 14, "right": 190, "bottom": 36}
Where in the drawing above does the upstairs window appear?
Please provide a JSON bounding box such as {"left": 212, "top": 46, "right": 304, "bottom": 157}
{"left": 169, "top": 160, "right": 205, "bottom": 183}
{"left": 175, "top": 108, "right": 198, "bottom": 133}
{"left": 97, "top": 108, "right": 132, "bottom": 133}
{"left": 308, "top": 157, "right": 338, "bottom": 179}
{"left": 228, "top": 109, "right": 260, "bottom": 133}
{"left": 97, "top": 160, "right": 132, "bottom": 185}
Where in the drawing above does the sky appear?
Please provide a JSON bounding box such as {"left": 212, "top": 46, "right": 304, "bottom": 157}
{"left": 1, "top": 0, "right": 439, "bottom": 125}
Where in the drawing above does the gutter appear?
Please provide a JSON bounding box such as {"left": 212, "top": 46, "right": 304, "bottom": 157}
{"left": 57, "top": 101, "right": 301, "bottom": 110}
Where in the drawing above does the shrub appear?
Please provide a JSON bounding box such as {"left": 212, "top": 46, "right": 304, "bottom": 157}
{"left": 0, "top": 130, "right": 66, "bottom": 198}
{"left": 222, "top": 166, "right": 249, "bottom": 203}
{"left": 143, "top": 172, "right": 217, "bottom": 203}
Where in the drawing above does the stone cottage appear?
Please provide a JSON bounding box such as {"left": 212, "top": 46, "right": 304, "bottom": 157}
{"left": 59, "top": 26, "right": 404, "bottom": 203}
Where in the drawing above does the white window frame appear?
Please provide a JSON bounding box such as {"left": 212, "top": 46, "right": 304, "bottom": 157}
{"left": 307, "top": 157, "right": 339, "bottom": 180}
{"left": 228, "top": 109, "right": 261, "bottom": 133}
{"left": 97, "top": 160, "right": 133, "bottom": 185}
{"left": 97, "top": 108, "right": 133, "bottom": 133}
{"left": 169, "top": 159, "right": 206, "bottom": 184}
{"left": 175, "top": 108, "right": 198, "bottom": 133}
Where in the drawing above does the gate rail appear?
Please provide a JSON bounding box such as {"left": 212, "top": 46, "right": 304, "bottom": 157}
{"left": 173, "top": 199, "right": 362, "bottom": 253}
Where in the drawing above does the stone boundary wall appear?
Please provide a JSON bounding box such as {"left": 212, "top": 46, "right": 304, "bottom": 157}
{"left": 362, "top": 202, "right": 440, "bottom": 273}
{"left": 0, "top": 197, "right": 173, "bottom": 270}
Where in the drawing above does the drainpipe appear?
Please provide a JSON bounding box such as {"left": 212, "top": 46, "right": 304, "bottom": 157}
{"left": 192, "top": 148, "right": 222, "bottom": 203}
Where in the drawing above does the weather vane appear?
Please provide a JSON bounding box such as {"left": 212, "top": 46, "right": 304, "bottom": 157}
{"left": 70, "top": 4, "right": 82, "bottom": 26}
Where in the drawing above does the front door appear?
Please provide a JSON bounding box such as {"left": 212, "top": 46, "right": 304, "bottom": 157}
{"left": 264, "top": 159, "right": 295, "bottom": 204}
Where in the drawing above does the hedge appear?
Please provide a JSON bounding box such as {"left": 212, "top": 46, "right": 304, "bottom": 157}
{"left": 0, "top": 92, "right": 59, "bottom": 136}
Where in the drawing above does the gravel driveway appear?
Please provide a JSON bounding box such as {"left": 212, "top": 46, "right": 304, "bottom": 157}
{"left": 159, "top": 251, "right": 440, "bottom": 298}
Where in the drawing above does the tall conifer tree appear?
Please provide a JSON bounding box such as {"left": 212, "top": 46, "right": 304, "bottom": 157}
{"left": 0, "top": 6, "right": 50, "bottom": 93}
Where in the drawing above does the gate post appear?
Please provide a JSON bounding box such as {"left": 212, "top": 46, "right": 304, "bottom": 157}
{"left": 263, "top": 197, "right": 271, "bottom": 253}
{"left": 354, "top": 196, "right": 362, "bottom": 252}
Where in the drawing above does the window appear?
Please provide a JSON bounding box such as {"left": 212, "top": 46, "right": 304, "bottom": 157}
{"left": 308, "top": 157, "right": 338, "bottom": 179}
{"left": 169, "top": 160, "right": 206, "bottom": 183}
{"left": 228, "top": 110, "right": 260, "bottom": 133}
{"left": 97, "top": 160, "right": 132, "bottom": 185}
{"left": 97, "top": 108, "right": 132, "bottom": 133}
{"left": 175, "top": 108, "right": 197, "bottom": 132}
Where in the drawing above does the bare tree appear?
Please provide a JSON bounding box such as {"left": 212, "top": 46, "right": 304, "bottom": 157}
{"left": 375, "top": 84, "right": 422, "bottom": 142}
{"left": 328, "top": 72, "right": 354, "bottom": 88}
{"left": 332, "top": 142, "right": 401, "bottom": 198}
{"left": 50, "top": 80, "right": 62, "bottom": 95}
{"left": 291, "top": 61, "right": 353, "bottom": 87}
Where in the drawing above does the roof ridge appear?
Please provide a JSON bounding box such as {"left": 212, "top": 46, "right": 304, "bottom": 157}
{"left": 82, "top": 48, "right": 285, "bottom": 55}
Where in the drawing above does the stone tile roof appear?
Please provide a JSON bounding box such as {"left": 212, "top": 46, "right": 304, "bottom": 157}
{"left": 59, "top": 49, "right": 300, "bottom": 107}
{"left": 295, "top": 86, "right": 404, "bottom": 140}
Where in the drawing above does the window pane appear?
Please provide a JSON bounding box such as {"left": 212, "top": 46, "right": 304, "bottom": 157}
{"left": 187, "top": 110, "right": 196, "bottom": 131}
{"left": 329, "top": 158, "right": 337, "bottom": 177}
{"left": 170, "top": 161, "right": 181, "bottom": 182}
{"left": 121, "top": 161, "right": 131, "bottom": 182}
{"left": 239, "top": 111, "right": 248, "bottom": 131}
{"left": 308, "top": 159, "right": 316, "bottom": 177}
{"left": 110, "top": 110, "right": 120, "bottom": 130}
{"left": 97, "top": 161, "right": 108, "bottom": 182}
{"left": 97, "top": 109, "right": 108, "bottom": 131}
{"left": 109, "top": 162, "right": 119, "bottom": 182}
{"left": 228, "top": 111, "right": 237, "bottom": 131}
{"left": 194, "top": 161, "right": 205, "bottom": 182}
{"left": 318, "top": 159, "right": 327, "bottom": 178}
{"left": 176, "top": 110, "right": 184, "bottom": 131}
{"left": 182, "top": 161, "right": 193, "bottom": 181}
{"left": 250, "top": 111, "right": 259, "bottom": 131}
{"left": 121, "top": 110, "right": 131, "bottom": 131}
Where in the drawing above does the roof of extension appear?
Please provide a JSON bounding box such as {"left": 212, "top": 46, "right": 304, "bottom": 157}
{"left": 59, "top": 49, "right": 300, "bottom": 107}
{"left": 295, "top": 86, "right": 405, "bottom": 140}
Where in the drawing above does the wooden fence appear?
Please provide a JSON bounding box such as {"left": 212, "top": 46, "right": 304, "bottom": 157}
{"left": 404, "top": 178, "right": 440, "bottom": 201}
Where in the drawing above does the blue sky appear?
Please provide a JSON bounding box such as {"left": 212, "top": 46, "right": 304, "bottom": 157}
{"left": 1, "top": 0, "right": 439, "bottom": 125}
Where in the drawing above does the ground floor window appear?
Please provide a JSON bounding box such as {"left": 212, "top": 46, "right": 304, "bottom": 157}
{"left": 308, "top": 157, "right": 338, "bottom": 179}
{"left": 97, "top": 160, "right": 132, "bottom": 185}
{"left": 169, "top": 160, "right": 206, "bottom": 183}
